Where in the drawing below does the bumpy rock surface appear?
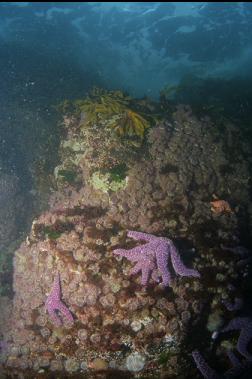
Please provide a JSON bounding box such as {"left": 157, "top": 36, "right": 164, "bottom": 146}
{"left": 1, "top": 105, "right": 251, "bottom": 378}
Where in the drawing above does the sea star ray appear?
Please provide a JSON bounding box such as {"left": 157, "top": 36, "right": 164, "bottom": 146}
{"left": 45, "top": 271, "right": 74, "bottom": 327}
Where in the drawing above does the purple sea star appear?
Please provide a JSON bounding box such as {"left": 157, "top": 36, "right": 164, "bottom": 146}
{"left": 192, "top": 349, "right": 251, "bottom": 379}
{"left": 45, "top": 271, "right": 74, "bottom": 327}
{"left": 0, "top": 340, "right": 8, "bottom": 354}
{"left": 221, "top": 244, "right": 250, "bottom": 257}
{"left": 113, "top": 230, "right": 200, "bottom": 286}
{"left": 192, "top": 350, "right": 219, "bottom": 379}
{"left": 193, "top": 317, "right": 252, "bottom": 378}
{"left": 220, "top": 317, "right": 252, "bottom": 361}
{"left": 222, "top": 297, "right": 243, "bottom": 312}
{"left": 221, "top": 244, "right": 252, "bottom": 267}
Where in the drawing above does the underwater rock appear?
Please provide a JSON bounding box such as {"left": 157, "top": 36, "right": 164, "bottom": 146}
{"left": 1, "top": 103, "right": 252, "bottom": 378}
{"left": 2, "top": 206, "right": 202, "bottom": 377}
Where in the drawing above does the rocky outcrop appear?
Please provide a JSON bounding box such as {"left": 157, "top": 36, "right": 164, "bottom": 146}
{"left": 1, "top": 105, "right": 251, "bottom": 378}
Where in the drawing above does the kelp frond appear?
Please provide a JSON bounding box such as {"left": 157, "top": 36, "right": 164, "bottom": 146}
{"left": 108, "top": 110, "right": 150, "bottom": 138}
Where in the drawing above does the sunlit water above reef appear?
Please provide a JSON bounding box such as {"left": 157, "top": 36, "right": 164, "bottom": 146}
{"left": 0, "top": 3, "right": 252, "bottom": 379}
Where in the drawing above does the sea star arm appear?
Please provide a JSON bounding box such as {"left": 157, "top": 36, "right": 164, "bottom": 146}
{"left": 47, "top": 306, "right": 62, "bottom": 327}
{"left": 237, "top": 325, "right": 252, "bottom": 361}
{"left": 169, "top": 240, "right": 200, "bottom": 278}
{"left": 226, "top": 350, "right": 242, "bottom": 367}
{"left": 224, "top": 352, "right": 250, "bottom": 379}
{"left": 221, "top": 317, "right": 252, "bottom": 361}
{"left": 130, "top": 261, "right": 153, "bottom": 286}
{"left": 222, "top": 297, "right": 243, "bottom": 311}
{"left": 221, "top": 317, "right": 252, "bottom": 333}
{"left": 155, "top": 243, "right": 172, "bottom": 286}
{"left": 45, "top": 272, "right": 74, "bottom": 326}
{"left": 140, "top": 266, "right": 152, "bottom": 286}
{"left": 130, "top": 261, "right": 143, "bottom": 275}
{"left": 127, "top": 230, "right": 154, "bottom": 242}
{"left": 113, "top": 244, "right": 149, "bottom": 260}
{"left": 151, "top": 269, "right": 161, "bottom": 283}
{"left": 56, "top": 302, "right": 74, "bottom": 325}
{"left": 221, "top": 244, "right": 249, "bottom": 257}
{"left": 192, "top": 350, "right": 220, "bottom": 379}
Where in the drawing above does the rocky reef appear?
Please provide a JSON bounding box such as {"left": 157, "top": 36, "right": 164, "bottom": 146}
{"left": 0, "top": 95, "right": 252, "bottom": 378}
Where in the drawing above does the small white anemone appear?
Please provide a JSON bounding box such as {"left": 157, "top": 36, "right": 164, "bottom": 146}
{"left": 126, "top": 352, "right": 146, "bottom": 372}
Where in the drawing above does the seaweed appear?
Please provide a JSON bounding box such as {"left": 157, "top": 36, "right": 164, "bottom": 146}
{"left": 108, "top": 109, "right": 150, "bottom": 139}
{"left": 73, "top": 88, "right": 155, "bottom": 139}
{"left": 108, "top": 163, "right": 128, "bottom": 182}
{"left": 43, "top": 226, "right": 62, "bottom": 240}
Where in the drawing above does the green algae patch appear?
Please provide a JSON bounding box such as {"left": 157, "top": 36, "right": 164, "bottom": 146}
{"left": 43, "top": 226, "right": 62, "bottom": 240}
{"left": 109, "top": 163, "right": 128, "bottom": 182}
{"left": 89, "top": 168, "right": 128, "bottom": 193}
{"left": 57, "top": 169, "right": 78, "bottom": 184}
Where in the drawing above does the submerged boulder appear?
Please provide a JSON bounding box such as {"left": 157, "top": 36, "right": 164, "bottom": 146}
{"left": 1, "top": 103, "right": 252, "bottom": 378}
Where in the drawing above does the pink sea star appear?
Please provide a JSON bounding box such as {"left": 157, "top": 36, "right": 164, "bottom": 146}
{"left": 45, "top": 271, "right": 74, "bottom": 327}
{"left": 113, "top": 230, "right": 200, "bottom": 286}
